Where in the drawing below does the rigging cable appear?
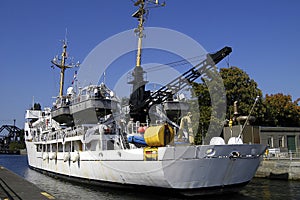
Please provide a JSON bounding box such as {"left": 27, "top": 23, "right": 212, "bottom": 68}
{"left": 144, "top": 54, "right": 206, "bottom": 73}
{"left": 226, "top": 53, "right": 230, "bottom": 68}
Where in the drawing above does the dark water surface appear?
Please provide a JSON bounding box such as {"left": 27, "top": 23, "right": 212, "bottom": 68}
{"left": 1, "top": 155, "right": 300, "bottom": 200}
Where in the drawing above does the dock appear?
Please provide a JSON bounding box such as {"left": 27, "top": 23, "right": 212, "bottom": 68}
{"left": 0, "top": 166, "right": 56, "bottom": 200}
{"left": 256, "top": 159, "right": 300, "bottom": 180}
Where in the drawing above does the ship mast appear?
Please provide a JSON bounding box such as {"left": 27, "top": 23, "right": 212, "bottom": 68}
{"left": 128, "top": 0, "right": 165, "bottom": 122}
{"left": 132, "top": 0, "right": 165, "bottom": 85}
{"left": 130, "top": 0, "right": 148, "bottom": 93}
{"left": 51, "top": 40, "right": 78, "bottom": 97}
{"left": 134, "top": 0, "right": 145, "bottom": 68}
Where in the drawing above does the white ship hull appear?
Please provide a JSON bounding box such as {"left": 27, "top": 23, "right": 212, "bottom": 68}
{"left": 25, "top": 139, "right": 265, "bottom": 195}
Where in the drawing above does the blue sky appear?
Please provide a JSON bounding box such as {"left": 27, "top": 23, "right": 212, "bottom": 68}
{"left": 0, "top": 0, "right": 299, "bottom": 128}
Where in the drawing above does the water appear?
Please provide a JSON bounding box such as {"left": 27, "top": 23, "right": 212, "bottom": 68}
{"left": 1, "top": 155, "right": 300, "bottom": 200}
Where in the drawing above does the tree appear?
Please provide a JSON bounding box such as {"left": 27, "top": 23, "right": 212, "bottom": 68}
{"left": 191, "top": 81, "right": 211, "bottom": 144}
{"left": 191, "top": 66, "right": 300, "bottom": 139}
{"left": 191, "top": 66, "right": 263, "bottom": 144}
{"left": 220, "top": 66, "right": 263, "bottom": 124}
{"left": 31, "top": 103, "right": 41, "bottom": 110}
{"left": 262, "top": 93, "right": 300, "bottom": 127}
{"left": 9, "top": 141, "right": 25, "bottom": 151}
{"left": 191, "top": 66, "right": 227, "bottom": 144}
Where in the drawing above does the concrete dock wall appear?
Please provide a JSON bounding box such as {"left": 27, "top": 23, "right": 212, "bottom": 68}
{"left": 0, "top": 166, "right": 55, "bottom": 199}
{"left": 256, "top": 159, "right": 300, "bottom": 180}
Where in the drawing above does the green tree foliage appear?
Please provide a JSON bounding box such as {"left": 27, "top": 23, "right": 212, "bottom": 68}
{"left": 191, "top": 66, "right": 263, "bottom": 144}
{"left": 8, "top": 129, "right": 25, "bottom": 150}
{"left": 262, "top": 93, "right": 300, "bottom": 127}
{"left": 191, "top": 65, "right": 300, "bottom": 137}
{"left": 31, "top": 103, "right": 41, "bottom": 110}
{"left": 9, "top": 141, "right": 25, "bottom": 151}
{"left": 220, "top": 66, "right": 263, "bottom": 125}
{"left": 191, "top": 66, "right": 227, "bottom": 144}
{"left": 191, "top": 82, "right": 210, "bottom": 144}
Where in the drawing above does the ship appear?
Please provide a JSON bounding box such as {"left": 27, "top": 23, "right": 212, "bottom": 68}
{"left": 24, "top": 0, "right": 266, "bottom": 196}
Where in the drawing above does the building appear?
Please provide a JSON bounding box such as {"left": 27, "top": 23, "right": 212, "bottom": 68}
{"left": 259, "top": 127, "right": 300, "bottom": 153}
{"left": 223, "top": 125, "right": 300, "bottom": 153}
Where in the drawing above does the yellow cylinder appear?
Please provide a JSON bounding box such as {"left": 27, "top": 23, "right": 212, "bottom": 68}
{"left": 144, "top": 124, "right": 174, "bottom": 147}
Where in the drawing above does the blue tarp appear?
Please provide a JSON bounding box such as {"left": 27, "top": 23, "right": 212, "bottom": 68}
{"left": 127, "top": 135, "right": 147, "bottom": 146}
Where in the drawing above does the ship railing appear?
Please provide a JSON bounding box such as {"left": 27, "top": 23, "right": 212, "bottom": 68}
{"left": 62, "top": 126, "right": 85, "bottom": 138}
{"left": 126, "top": 121, "right": 151, "bottom": 135}
{"left": 127, "top": 121, "right": 139, "bottom": 135}
{"left": 33, "top": 124, "right": 122, "bottom": 142}
{"left": 71, "top": 94, "right": 113, "bottom": 104}
{"left": 37, "top": 126, "right": 86, "bottom": 141}
{"left": 265, "top": 150, "right": 300, "bottom": 160}
{"left": 71, "top": 95, "right": 88, "bottom": 104}
{"left": 52, "top": 96, "right": 71, "bottom": 109}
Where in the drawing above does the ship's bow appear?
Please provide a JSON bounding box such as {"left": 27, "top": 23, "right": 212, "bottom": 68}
{"left": 159, "top": 144, "right": 266, "bottom": 195}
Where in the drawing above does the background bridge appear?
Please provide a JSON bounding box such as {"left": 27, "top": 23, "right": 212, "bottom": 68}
{"left": 0, "top": 124, "right": 23, "bottom": 152}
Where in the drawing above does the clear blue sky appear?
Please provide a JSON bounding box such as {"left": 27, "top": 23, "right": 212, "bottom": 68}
{"left": 0, "top": 0, "right": 299, "bottom": 128}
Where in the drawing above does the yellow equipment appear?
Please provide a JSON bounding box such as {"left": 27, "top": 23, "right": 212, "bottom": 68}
{"left": 144, "top": 147, "right": 158, "bottom": 161}
{"left": 144, "top": 124, "right": 174, "bottom": 147}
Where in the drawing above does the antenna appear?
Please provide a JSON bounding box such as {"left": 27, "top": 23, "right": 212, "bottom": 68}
{"left": 64, "top": 28, "right": 68, "bottom": 44}
{"left": 103, "top": 71, "right": 106, "bottom": 84}
{"left": 32, "top": 96, "right": 35, "bottom": 110}
{"left": 226, "top": 54, "right": 230, "bottom": 68}
{"left": 238, "top": 96, "right": 260, "bottom": 139}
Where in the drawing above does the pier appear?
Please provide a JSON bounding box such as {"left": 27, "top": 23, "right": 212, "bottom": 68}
{"left": 256, "top": 152, "right": 300, "bottom": 180}
{"left": 0, "top": 166, "right": 55, "bottom": 200}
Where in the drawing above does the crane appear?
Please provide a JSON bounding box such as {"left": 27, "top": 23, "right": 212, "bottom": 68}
{"left": 129, "top": 46, "right": 232, "bottom": 122}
